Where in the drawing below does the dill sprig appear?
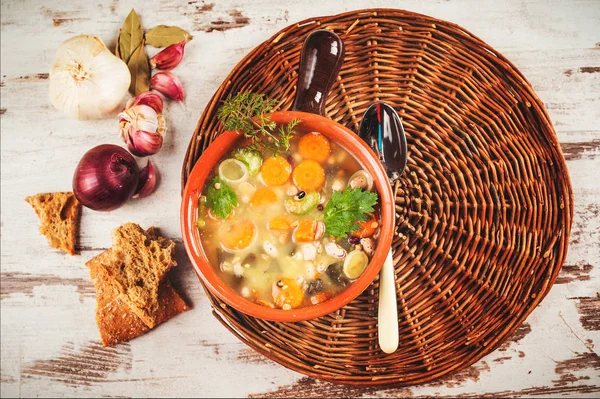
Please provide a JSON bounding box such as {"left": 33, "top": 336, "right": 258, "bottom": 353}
{"left": 217, "top": 92, "right": 300, "bottom": 153}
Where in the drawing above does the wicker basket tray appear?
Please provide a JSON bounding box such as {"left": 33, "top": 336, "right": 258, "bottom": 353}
{"left": 182, "top": 9, "right": 573, "bottom": 386}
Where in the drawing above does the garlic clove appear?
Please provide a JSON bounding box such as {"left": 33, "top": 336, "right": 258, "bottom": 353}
{"left": 150, "top": 72, "right": 185, "bottom": 102}
{"left": 128, "top": 127, "right": 164, "bottom": 157}
{"left": 133, "top": 159, "right": 157, "bottom": 198}
{"left": 127, "top": 91, "right": 163, "bottom": 114}
{"left": 150, "top": 41, "right": 186, "bottom": 71}
{"left": 119, "top": 103, "right": 166, "bottom": 156}
{"left": 129, "top": 105, "right": 162, "bottom": 133}
{"left": 49, "top": 35, "right": 130, "bottom": 120}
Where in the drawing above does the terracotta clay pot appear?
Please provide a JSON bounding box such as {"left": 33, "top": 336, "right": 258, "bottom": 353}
{"left": 181, "top": 30, "right": 395, "bottom": 322}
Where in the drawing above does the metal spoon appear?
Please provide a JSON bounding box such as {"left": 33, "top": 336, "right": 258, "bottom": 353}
{"left": 358, "top": 102, "right": 408, "bottom": 354}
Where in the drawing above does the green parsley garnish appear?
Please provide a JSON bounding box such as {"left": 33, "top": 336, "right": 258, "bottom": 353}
{"left": 323, "top": 188, "right": 378, "bottom": 239}
{"left": 217, "top": 92, "right": 301, "bottom": 153}
{"left": 206, "top": 176, "right": 237, "bottom": 219}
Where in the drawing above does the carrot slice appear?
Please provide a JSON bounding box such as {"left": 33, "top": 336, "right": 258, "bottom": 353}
{"left": 350, "top": 213, "right": 378, "bottom": 238}
{"left": 294, "top": 219, "right": 317, "bottom": 242}
{"left": 268, "top": 215, "right": 292, "bottom": 230}
{"left": 272, "top": 278, "right": 304, "bottom": 309}
{"left": 269, "top": 216, "right": 293, "bottom": 244}
{"left": 221, "top": 220, "right": 256, "bottom": 251}
{"left": 298, "top": 132, "right": 331, "bottom": 163}
{"left": 260, "top": 156, "right": 291, "bottom": 186}
{"left": 292, "top": 160, "right": 325, "bottom": 191}
{"left": 250, "top": 187, "right": 278, "bottom": 206}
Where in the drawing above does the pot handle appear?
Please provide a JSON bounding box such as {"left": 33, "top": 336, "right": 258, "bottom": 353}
{"left": 292, "top": 30, "right": 345, "bottom": 116}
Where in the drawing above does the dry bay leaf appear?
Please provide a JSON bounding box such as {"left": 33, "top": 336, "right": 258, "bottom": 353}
{"left": 118, "top": 8, "right": 143, "bottom": 64}
{"left": 145, "top": 25, "right": 192, "bottom": 48}
{"left": 115, "top": 34, "right": 121, "bottom": 58}
{"left": 127, "top": 40, "right": 150, "bottom": 95}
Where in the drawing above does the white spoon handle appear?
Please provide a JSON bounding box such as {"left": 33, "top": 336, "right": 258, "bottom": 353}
{"left": 378, "top": 249, "right": 399, "bottom": 353}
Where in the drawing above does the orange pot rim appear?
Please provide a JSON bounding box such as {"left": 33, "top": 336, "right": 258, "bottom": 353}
{"left": 181, "top": 111, "right": 395, "bottom": 322}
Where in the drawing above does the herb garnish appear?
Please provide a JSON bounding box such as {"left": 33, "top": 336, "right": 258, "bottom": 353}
{"left": 217, "top": 92, "right": 301, "bottom": 153}
{"left": 323, "top": 188, "right": 378, "bottom": 239}
{"left": 206, "top": 176, "right": 238, "bottom": 219}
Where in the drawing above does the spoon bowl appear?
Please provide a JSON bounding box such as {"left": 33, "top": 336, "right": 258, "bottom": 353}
{"left": 359, "top": 103, "right": 408, "bottom": 182}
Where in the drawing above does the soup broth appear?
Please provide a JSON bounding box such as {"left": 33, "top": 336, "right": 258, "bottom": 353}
{"left": 198, "top": 130, "right": 380, "bottom": 310}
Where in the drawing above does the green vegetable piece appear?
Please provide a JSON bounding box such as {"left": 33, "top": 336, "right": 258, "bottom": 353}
{"left": 232, "top": 148, "right": 263, "bottom": 176}
{"left": 285, "top": 192, "right": 320, "bottom": 215}
{"left": 323, "top": 188, "right": 378, "bottom": 239}
{"left": 206, "top": 176, "right": 238, "bottom": 219}
{"left": 197, "top": 195, "right": 207, "bottom": 228}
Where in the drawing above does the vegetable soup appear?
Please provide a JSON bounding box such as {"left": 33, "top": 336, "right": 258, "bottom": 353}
{"left": 197, "top": 130, "right": 381, "bottom": 310}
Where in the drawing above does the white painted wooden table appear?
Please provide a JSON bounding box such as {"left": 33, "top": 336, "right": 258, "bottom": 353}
{"left": 1, "top": 0, "right": 599, "bottom": 397}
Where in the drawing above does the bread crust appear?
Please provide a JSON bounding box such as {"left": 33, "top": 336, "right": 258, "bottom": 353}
{"left": 85, "top": 225, "right": 189, "bottom": 346}
{"left": 98, "top": 223, "right": 177, "bottom": 328}
{"left": 26, "top": 192, "right": 80, "bottom": 255}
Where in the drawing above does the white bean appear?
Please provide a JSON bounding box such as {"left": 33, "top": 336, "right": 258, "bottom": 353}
{"left": 316, "top": 261, "right": 328, "bottom": 273}
{"left": 304, "top": 261, "right": 317, "bottom": 279}
{"left": 348, "top": 170, "right": 374, "bottom": 191}
{"left": 332, "top": 179, "right": 345, "bottom": 192}
{"left": 301, "top": 243, "right": 317, "bottom": 261}
{"left": 220, "top": 261, "right": 233, "bottom": 273}
{"left": 263, "top": 241, "right": 278, "bottom": 257}
{"left": 360, "top": 238, "right": 376, "bottom": 256}
{"left": 316, "top": 241, "right": 323, "bottom": 254}
{"left": 314, "top": 222, "right": 325, "bottom": 240}
{"left": 233, "top": 263, "right": 244, "bottom": 277}
{"left": 325, "top": 242, "right": 347, "bottom": 259}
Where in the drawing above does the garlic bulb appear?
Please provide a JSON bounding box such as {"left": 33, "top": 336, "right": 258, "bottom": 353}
{"left": 49, "top": 35, "right": 131, "bottom": 120}
{"left": 119, "top": 92, "right": 166, "bottom": 157}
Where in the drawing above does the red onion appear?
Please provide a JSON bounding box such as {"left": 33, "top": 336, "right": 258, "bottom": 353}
{"left": 133, "top": 159, "right": 157, "bottom": 198}
{"left": 73, "top": 144, "right": 140, "bottom": 211}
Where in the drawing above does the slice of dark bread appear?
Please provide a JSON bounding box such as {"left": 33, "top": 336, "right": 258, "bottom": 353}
{"left": 87, "top": 249, "right": 188, "bottom": 346}
{"left": 25, "top": 192, "right": 81, "bottom": 255}
{"left": 98, "top": 223, "right": 177, "bottom": 328}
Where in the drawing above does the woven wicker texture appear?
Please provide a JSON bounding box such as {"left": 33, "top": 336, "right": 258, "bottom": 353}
{"left": 182, "top": 9, "right": 573, "bottom": 386}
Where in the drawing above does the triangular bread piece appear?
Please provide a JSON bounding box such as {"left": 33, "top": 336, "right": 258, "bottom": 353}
{"left": 25, "top": 192, "right": 80, "bottom": 255}
{"left": 87, "top": 249, "right": 188, "bottom": 346}
{"left": 96, "top": 223, "right": 177, "bottom": 328}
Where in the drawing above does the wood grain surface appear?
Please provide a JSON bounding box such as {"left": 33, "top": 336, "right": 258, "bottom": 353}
{"left": 1, "top": 0, "right": 598, "bottom": 397}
